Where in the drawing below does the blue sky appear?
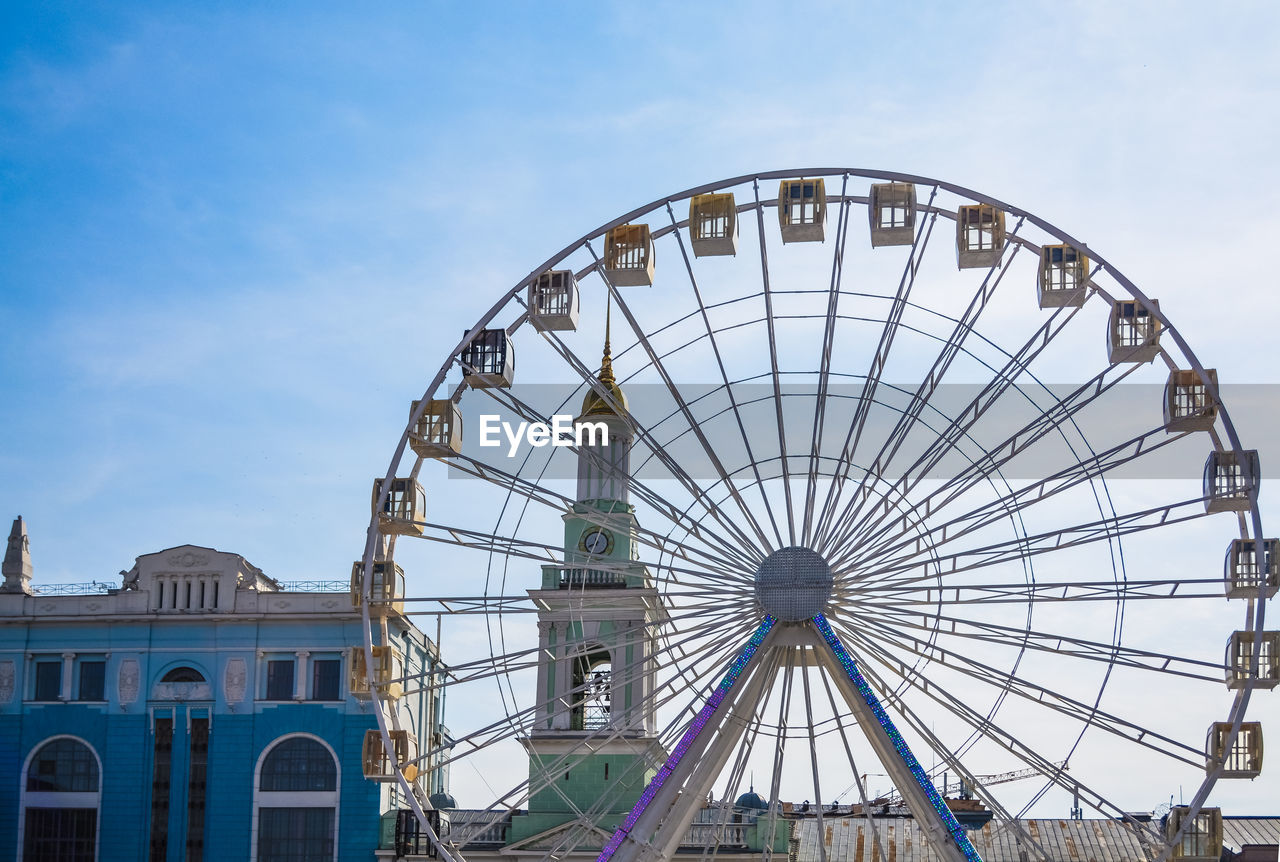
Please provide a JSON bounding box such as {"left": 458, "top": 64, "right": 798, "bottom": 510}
{"left": 3, "top": 0, "right": 1279, "bottom": 820}
{"left": 6, "top": 1, "right": 1280, "bottom": 580}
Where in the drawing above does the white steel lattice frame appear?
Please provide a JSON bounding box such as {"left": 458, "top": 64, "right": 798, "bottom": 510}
{"left": 357, "top": 169, "right": 1270, "bottom": 862}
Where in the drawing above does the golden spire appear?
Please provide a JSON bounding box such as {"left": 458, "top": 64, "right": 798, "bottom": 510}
{"left": 580, "top": 292, "right": 627, "bottom": 418}
{"left": 599, "top": 293, "right": 616, "bottom": 386}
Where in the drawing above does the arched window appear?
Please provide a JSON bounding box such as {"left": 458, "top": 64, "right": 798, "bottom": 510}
{"left": 161, "top": 666, "right": 205, "bottom": 683}
{"left": 260, "top": 737, "right": 337, "bottom": 792}
{"left": 22, "top": 737, "right": 101, "bottom": 861}
{"left": 253, "top": 735, "right": 339, "bottom": 862}
{"left": 571, "top": 648, "right": 612, "bottom": 731}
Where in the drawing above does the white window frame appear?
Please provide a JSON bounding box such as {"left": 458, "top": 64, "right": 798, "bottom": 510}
{"left": 249, "top": 732, "right": 341, "bottom": 862}
{"left": 16, "top": 734, "right": 103, "bottom": 862}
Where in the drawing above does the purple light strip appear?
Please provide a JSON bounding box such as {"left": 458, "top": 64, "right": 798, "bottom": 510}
{"left": 596, "top": 615, "right": 777, "bottom": 862}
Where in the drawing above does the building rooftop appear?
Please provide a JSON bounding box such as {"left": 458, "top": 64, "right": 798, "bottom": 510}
{"left": 789, "top": 816, "right": 1280, "bottom": 862}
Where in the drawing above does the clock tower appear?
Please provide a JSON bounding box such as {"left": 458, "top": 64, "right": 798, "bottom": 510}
{"left": 506, "top": 317, "right": 666, "bottom": 850}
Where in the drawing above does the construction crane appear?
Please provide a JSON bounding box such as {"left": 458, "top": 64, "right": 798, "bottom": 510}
{"left": 941, "top": 763, "right": 1069, "bottom": 799}
{"left": 855, "top": 762, "right": 1069, "bottom": 807}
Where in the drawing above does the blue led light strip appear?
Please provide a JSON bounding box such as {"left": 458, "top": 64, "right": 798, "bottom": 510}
{"left": 597, "top": 615, "right": 777, "bottom": 862}
{"left": 812, "top": 613, "right": 983, "bottom": 862}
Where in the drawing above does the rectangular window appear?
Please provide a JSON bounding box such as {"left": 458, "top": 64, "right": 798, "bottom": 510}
{"left": 78, "top": 660, "right": 106, "bottom": 701}
{"left": 34, "top": 659, "right": 61, "bottom": 701}
{"left": 186, "top": 717, "right": 209, "bottom": 862}
{"left": 24, "top": 808, "right": 97, "bottom": 862}
{"left": 266, "top": 660, "right": 295, "bottom": 700}
{"left": 150, "top": 717, "right": 174, "bottom": 862}
{"left": 312, "top": 659, "right": 341, "bottom": 701}
{"left": 258, "top": 808, "right": 335, "bottom": 862}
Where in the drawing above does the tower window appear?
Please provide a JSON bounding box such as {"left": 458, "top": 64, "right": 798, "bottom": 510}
{"left": 571, "top": 649, "right": 612, "bottom": 731}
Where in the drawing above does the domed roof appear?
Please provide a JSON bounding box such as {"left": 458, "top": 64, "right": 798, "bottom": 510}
{"left": 429, "top": 791, "right": 457, "bottom": 810}
{"left": 580, "top": 311, "right": 627, "bottom": 419}
{"left": 735, "top": 789, "right": 769, "bottom": 811}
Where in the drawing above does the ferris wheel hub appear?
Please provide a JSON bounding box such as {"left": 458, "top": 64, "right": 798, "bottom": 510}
{"left": 753, "top": 545, "right": 834, "bottom": 621}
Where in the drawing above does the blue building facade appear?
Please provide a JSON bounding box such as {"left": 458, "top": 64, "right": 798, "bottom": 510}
{"left": 0, "top": 534, "right": 447, "bottom": 862}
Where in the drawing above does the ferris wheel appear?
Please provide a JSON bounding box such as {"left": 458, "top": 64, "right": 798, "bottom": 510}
{"left": 356, "top": 169, "right": 1274, "bottom": 862}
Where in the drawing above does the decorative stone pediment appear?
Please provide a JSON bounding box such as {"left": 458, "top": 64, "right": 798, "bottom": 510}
{"left": 120, "top": 544, "right": 279, "bottom": 612}
{"left": 151, "top": 680, "right": 213, "bottom": 701}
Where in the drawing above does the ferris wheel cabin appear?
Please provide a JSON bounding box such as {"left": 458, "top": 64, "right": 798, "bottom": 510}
{"left": 350, "top": 644, "right": 404, "bottom": 700}
{"left": 1107, "top": 300, "right": 1163, "bottom": 363}
{"left": 778, "top": 178, "right": 826, "bottom": 243}
{"left": 689, "top": 192, "right": 739, "bottom": 256}
{"left": 1164, "top": 370, "right": 1219, "bottom": 432}
{"left": 1224, "top": 538, "right": 1280, "bottom": 599}
{"left": 1038, "top": 243, "right": 1090, "bottom": 308}
{"left": 1226, "top": 630, "right": 1280, "bottom": 690}
{"left": 1165, "top": 806, "right": 1223, "bottom": 862}
{"left": 868, "top": 182, "right": 917, "bottom": 247}
{"left": 528, "top": 269, "right": 580, "bottom": 332}
{"left": 1204, "top": 449, "right": 1260, "bottom": 513}
{"left": 409, "top": 399, "right": 463, "bottom": 458}
{"left": 362, "top": 728, "right": 416, "bottom": 781}
{"left": 460, "top": 328, "right": 515, "bottom": 388}
{"left": 1205, "top": 721, "right": 1264, "bottom": 779}
{"left": 349, "top": 559, "right": 405, "bottom": 615}
{"left": 603, "top": 224, "right": 655, "bottom": 286}
{"left": 372, "top": 477, "right": 427, "bottom": 536}
{"left": 956, "top": 203, "right": 1005, "bottom": 269}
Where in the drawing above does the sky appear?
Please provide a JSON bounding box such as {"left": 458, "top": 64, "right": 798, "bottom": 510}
{"left": 3, "top": 0, "right": 1279, "bottom": 830}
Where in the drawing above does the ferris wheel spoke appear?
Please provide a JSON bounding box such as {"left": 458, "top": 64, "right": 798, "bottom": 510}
{"left": 829, "top": 627, "right": 1059, "bottom": 862}
{"left": 609, "top": 275, "right": 778, "bottom": 555}
{"left": 448, "top": 659, "right": 711, "bottom": 854}
{"left": 854, "top": 496, "right": 1208, "bottom": 588}
{"left": 849, "top": 612, "right": 1205, "bottom": 766}
{"left": 462, "top": 379, "right": 761, "bottom": 574}
{"left": 419, "top": 441, "right": 758, "bottom": 584}
{"left": 840, "top": 421, "right": 1185, "bottom": 576}
{"left": 685, "top": 650, "right": 780, "bottom": 862}
{"left": 812, "top": 186, "right": 942, "bottom": 552}
{"left": 532, "top": 319, "right": 767, "bottom": 568}
{"left": 812, "top": 648, "right": 892, "bottom": 862}
{"left": 798, "top": 646, "right": 832, "bottom": 862}
{"left": 426, "top": 601, "right": 762, "bottom": 722}
{"left": 848, "top": 602, "right": 1224, "bottom": 684}
{"left": 398, "top": 600, "right": 764, "bottom": 702}
{"left": 426, "top": 607, "right": 763, "bottom": 809}
{"left": 578, "top": 242, "right": 777, "bottom": 557}
{"left": 664, "top": 202, "right": 788, "bottom": 552}
{"left": 750, "top": 178, "right": 798, "bottom": 546}
{"left": 443, "top": 430, "right": 755, "bottom": 581}
{"left": 759, "top": 642, "right": 797, "bottom": 862}
{"left": 832, "top": 620, "right": 1164, "bottom": 844}
{"left": 801, "top": 173, "right": 854, "bottom": 548}
{"left": 600, "top": 617, "right": 780, "bottom": 862}
{"left": 847, "top": 574, "right": 1226, "bottom": 607}
{"left": 830, "top": 359, "right": 1149, "bottom": 568}
{"left": 814, "top": 217, "right": 1026, "bottom": 557}
{"left": 661, "top": 650, "right": 789, "bottom": 862}
{"left": 405, "top": 518, "right": 753, "bottom": 594}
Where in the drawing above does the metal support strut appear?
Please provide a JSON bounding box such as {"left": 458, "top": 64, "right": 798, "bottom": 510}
{"left": 812, "top": 613, "right": 983, "bottom": 862}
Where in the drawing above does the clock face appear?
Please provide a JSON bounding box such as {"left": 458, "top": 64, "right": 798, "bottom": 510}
{"left": 581, "top": 529, "right": 612, "bottom": 555}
